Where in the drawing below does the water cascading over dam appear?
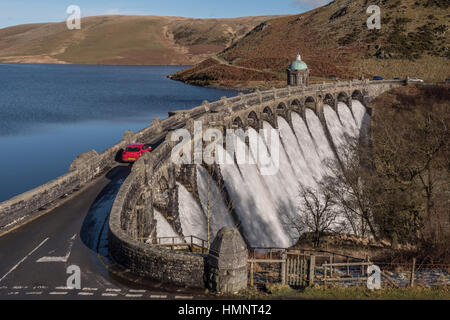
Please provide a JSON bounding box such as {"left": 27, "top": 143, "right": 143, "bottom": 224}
{"left": 156, "top": 100, "right": 369, "bottom": 248}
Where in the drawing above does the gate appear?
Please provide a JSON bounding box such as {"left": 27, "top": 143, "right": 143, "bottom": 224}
{"left": 286, "top": 252, "right": 309, "bottom": 286}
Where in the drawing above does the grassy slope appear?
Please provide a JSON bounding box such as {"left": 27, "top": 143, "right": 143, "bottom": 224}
{"left": 0, "top": 15, "right": 281, "bottom": 65}
{"left": 171, "top": 0, "right": 450, "bottom": 88}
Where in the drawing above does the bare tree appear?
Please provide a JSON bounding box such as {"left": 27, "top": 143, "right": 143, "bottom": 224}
{"left": 284, "top": 185, "right": 342, "bottom": 247}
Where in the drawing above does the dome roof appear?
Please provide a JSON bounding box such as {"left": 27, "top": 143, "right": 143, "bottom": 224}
{"left": 289, "top": 53, "right": 308, "bottom": 70}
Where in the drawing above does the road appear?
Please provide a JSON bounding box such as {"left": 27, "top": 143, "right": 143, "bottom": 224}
{"left": 0, "top": 162, "right": 204, "bottom": 300}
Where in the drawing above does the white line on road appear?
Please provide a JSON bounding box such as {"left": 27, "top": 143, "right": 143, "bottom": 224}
{"left": 55, "top": 286, "right": 72, "bottom": 290}
{"left": 25, "top": 292, "right": 43, "bottom": 295}
{"left": 106, "top": 288, "right": 121, "bottom": 292}
{"left": 12, "top": 286, "right": 27, "bottom": 289}
{"left": 8, "top": 292, "right": 19, "bottom": 295}
{"left": 129, "top": 289, "right": 146, "bottom": 293}
{"left": 82, "top": 287, "right": 98, "bottom": 291}
{"left": 175, "top": 295, "right": 194, "bottom": 299}
{"left": 78, "top": 292, "right": 94, "bottom": 296}
{"left": 49, "top": 291, "right": 68, "bottom": 295}
{"left": 0, "top": 238, "right": 49, "bottom": 283}
{"left": 125, "top": 294, "right": 143, "bottom": 298}
{"left": 36, "top": 234, "right": 77, "bottom": 263}
{"left": 150, "top": 295, "right": 168, "bottom": 299}
{"left": 102, "top": 293, "right": 119, "bottom": 297}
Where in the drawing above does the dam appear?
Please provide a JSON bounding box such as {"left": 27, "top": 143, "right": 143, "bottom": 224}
{"left": 168, "top": 99, "right": 369, "bottom": 248}
{"left": 106, "top": 78, "right": 403, "bottom": 288}
{"left": 0, "top": 70, "right": 405, "bottom": 290}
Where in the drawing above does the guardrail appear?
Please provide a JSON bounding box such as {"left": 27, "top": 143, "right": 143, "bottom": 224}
{"left": 136, "top": 235, "right": 209, "bottom": 254}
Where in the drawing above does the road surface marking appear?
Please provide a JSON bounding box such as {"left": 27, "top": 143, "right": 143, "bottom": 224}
{"left": 49, "top": 291, "right": 68, "bottom": 295}
{"left": 26, "top": 292, "right": 43, "bottom": 295}
{"left": 55, "top": 286, "right": 72, "bottom": 290}
{"left": 36, "top": 234, "right": 77, "bottom": 263}
{"left": 0, "top": 286, "right": 7, "bottom": 289}
{"left": 33, "top": 286, "right": 47, "bottom": 289}
{"left": 106, "top": 288, "right": 121, "bottom": 292}
{"left": 102, "top": 293, "right": 119, "bottom": 297}
{"left": 129, "top": 289, "right": 146, "bottom": 293}
{"left": 125, "top": 294, "right": 143, "bottom": 298}
{"left": 78, "top": 292, "right": 94, "bottom": 296}
{"left": 151, "top": 295, "right": 168, "bottom": 299}
{"left": 12, "top": 286, "right": 27, "bottom": 289}
{"left": 82, "top": 287, "right": 98, "bottom": 291}
{"left": 0, "top": 238, "right": 49, "bottom": 283}
{"left": 175, "top": 295, "right": 193, "bottom": 299}
{"left": 8, "top": 292, "right": 19, "bottom": 295}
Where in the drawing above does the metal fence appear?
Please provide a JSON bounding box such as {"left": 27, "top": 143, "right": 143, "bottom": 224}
{"left": 141, "top": 235, "right": 209, "bottom": 254}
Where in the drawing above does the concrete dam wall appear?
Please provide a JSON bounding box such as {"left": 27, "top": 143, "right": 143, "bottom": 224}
{"left": 106, "top": 79, "right": 404, "bottom": 288}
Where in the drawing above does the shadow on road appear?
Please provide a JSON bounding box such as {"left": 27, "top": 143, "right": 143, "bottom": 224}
{"left": 79, "top": 165, "right": 131, "bottom": 257}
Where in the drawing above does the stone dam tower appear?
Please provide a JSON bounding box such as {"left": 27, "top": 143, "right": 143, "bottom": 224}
{"left": 287, "top": 52, "right": 309, "bottom": 87}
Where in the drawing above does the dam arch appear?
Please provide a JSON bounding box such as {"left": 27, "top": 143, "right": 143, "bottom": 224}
{"left": 352, "top": 90, "right": 364, "bottom": 104}
{"left": 247, "top": 110, "right": 260, "bottom": 130}
{"left": 262, "top": 106, "right": 277, "bottom": 128}
{"left": 324, "top": 93, "right": 336, "bottom": 110}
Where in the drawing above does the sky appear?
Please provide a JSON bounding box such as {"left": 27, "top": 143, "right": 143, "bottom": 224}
{"left": 0, "top": 0, "right": 331, "bottom": 28}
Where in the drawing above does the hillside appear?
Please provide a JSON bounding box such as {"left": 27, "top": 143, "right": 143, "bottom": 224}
{"left": 0, "top": 15, "right": 281, "bottom": 65}
{"left": 170, "top": 0, "right": 450, "bottom": 88}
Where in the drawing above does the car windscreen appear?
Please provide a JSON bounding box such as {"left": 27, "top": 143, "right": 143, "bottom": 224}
{"left": 125, "top": 147, "right": 141, "bottom": 152}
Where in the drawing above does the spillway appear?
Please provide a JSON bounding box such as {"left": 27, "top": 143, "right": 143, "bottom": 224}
{"left": 157, "top": 100, "right": 369, "bottom": 247}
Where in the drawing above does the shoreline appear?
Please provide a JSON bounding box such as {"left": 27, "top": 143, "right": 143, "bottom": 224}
{"left": 0, "top": 61, "right": 251, "bottom": 91}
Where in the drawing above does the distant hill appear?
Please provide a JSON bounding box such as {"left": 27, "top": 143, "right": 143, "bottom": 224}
{"left": 0, "top": 15, "right": 281, "bottom": 65}
{"left": 170, "top": 0, "right": 450, "bottom": 89}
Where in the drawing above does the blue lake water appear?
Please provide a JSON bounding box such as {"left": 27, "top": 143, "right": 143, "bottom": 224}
{"left": 0, "top": 64, "right": 238, "bottom": 202}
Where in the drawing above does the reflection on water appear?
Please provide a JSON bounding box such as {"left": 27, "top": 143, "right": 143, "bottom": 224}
{"left": 0, "top": 64, "right": 238, "bottom": 202}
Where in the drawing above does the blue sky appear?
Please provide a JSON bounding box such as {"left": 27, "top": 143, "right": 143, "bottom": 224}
{"left": 0, "top": 0, "right": 331, "bottom": 28}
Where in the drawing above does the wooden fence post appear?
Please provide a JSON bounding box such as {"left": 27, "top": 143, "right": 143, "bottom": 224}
{"left": 410, "top": 258, "right": 416, "bottom": 288}
{"left": 250, "top": 260, "right": 254, "bottom": 287}
{"left": 330, "top": 255, "right": 333, "bottom": 278}
{"left": 281, "top": 253, "right": 287, "bottom": 285}
{"left": 309, "top": 255, "right": 315, "bottom": 286}
{"left": 346, "top": 257, "right": 350, "bottom": 276}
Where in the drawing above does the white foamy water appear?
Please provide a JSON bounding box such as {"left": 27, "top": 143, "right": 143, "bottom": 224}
{"left": 196, "top": 166, "right": 234, "bottom": 239}
{"left": 274, "top": 118, "right": 316, "bottom": 188}
{"left": 154, "top": 209, "right": 178, "bottom": 243}
{"left": 324, "top": 105, "right": 347, "bottom": 152}
{"left": 305, "top": 108, "right": 335, "bottom": 177}
{"left": 156, "top": 100, "right": 369, "bottom": 248}
{"left": 351, "top": 100, "right": 368, "bottom": 131}
{"left": 177, "top": 182, "right": 207, "bottom": 240}
{"left": 337, "top": 102, "right": 358, "bottom": 138}
{"left": 291, "top": 112, "right": 324, "bottom": 181}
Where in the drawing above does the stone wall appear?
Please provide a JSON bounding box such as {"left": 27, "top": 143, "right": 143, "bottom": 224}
{"left": 108, "top": 162, "right": 206, "bottom": 287}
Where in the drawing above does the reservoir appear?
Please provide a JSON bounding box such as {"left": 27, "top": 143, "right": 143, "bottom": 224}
{"left": 0, "top": 64, "right": 238, "bottom": 202}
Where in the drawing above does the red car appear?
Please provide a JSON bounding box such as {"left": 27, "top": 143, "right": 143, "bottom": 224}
{"left": 122, "top": 143, "right": 152, "bottom": 162}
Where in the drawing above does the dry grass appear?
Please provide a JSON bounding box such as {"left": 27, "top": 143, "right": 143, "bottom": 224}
{"left": 173, "top": 0, "right": 449, "bottom": 88}
{"left": 0, "top": 15, "right": 280, "bottom": 65}
{"left": 355, "top": 56, "right": 450, "bottom": 82}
